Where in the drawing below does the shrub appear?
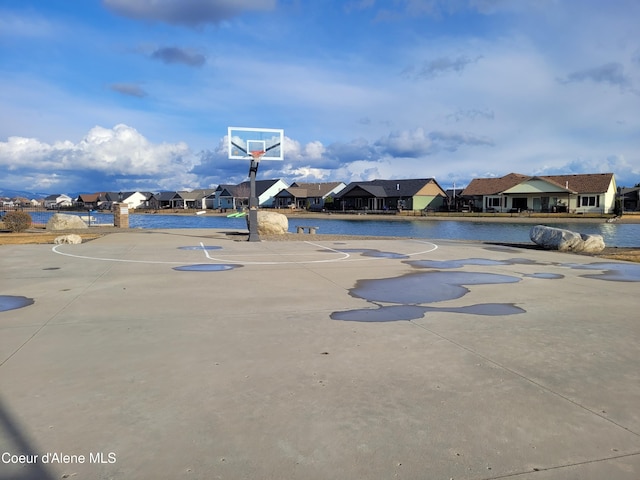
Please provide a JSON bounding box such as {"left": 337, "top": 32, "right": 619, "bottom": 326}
{"left": 3, "top": 211, "right": 32, "bottom": 232}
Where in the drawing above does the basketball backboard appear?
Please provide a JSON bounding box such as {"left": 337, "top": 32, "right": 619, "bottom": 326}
{"left": 227, "top": 127, "right": 284, "bottom": 160}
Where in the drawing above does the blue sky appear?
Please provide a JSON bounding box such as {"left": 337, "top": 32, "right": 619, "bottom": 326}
{"left": 1, "top": 0, "right": 639, "bottom": 196}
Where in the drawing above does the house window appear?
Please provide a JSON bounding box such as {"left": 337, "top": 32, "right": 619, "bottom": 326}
{"left": 487, "top": 197, "right": 501, "bottom": 208}
{"left": 580, "top": 196, "right": 599, "bottom": 207}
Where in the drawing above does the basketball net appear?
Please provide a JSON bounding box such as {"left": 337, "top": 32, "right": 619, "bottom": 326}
{"left": 250, "top": 150, "right": 265, "bottom": 161}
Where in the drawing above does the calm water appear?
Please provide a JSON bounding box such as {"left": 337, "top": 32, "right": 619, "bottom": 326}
{"left": 29, "top": 211, "right": 639, "bottom": 247}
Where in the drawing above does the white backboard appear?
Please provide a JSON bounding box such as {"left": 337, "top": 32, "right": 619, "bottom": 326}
{"left": 227, "top": 127, "right": 284, "bottom": 160}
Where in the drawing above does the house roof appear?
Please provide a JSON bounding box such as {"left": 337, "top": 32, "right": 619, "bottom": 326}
{"left": 77, "top": 193, "right": 102, "bottom": 202}
{"left": 187, "top": 189, "right": 217, "bottom": 200}
{"left": 538, "top": 173, "right": 614, "bottom": 193}
{"left": 219, "top": 179, "right": 283, "bottom": 197}
{"left": 290, "top": 182, "right": 344, "bottom": 197}
{"left": 335, "top": 178, "right": 441, "bottom": 198}
{"left": 45, "top": 194, "right": 69, "bottom": 200}
{"left": 154, "top": 191, "right": 179, "bottom": 201}
{"left": 275, "top": 187, "right": 308, "bottom": 198}
{"left": 460, "top": 173, "right": 529, "bottom": 196}
{"left": 461, "top": 173, "right": 615, "bottom": 196}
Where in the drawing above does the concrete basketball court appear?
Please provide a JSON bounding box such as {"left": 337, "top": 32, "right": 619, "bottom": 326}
{"left": 1, "top": 228, "right": 639, "bottom": 480}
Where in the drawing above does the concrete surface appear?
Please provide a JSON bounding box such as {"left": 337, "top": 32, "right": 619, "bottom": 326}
{"left": 1, "top": 229, "right": 639, "bottom": 480}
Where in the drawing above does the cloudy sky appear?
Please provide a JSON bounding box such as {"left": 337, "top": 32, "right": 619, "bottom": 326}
{"left": 1, "top": 0, "right": 639, "bottom": 195}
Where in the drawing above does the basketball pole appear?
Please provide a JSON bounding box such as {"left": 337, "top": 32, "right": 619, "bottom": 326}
{"left": 248, "top": 158, "right": 260, "bottom": 242}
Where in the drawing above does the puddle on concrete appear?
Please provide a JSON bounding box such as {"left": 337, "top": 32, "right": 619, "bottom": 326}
{"left": 178, "top": 245, "right": 222, "bottom": 251}
{"left": 348, "top": 271, "right": 521, "bottom": 305}
{"left": 331, "top": 303, "right": 525, "bottom": 322}
{"left": 332, "top": 305, "right": 429, "bottom": 322}
{"left": 524, "top": 273, "right": 564, "bottom": 279}
{"left": 331, "top": 269, "right": 524, "bottom": 322}
{"left": 563, "top": 262, "right": 640, "bottom": 282}
{"left": 431, "top": 303, "right": 525, "bottom": 316}
{"left": 337, "top": 248, "right": 410, "bottom": 259}
{"left": 173, "top": 264, "right": 241, "bottom": 272}
{"left": 407, "top": 258, "right": 538, "bottom": 269}
{"left": 408, "top": 258, "right": 507, "bottom": 269}
{"left": 0, "top": 295, "right": 35, "bottom": 312}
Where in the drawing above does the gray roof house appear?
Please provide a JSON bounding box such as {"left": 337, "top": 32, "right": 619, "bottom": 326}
{"left": 333, "top": 178, "right": 447, "bottom": 212}
{"left": 274, "top": 181, "right": 345, "bottom": 210}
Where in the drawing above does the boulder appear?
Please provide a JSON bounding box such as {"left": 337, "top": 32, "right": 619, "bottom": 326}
{"left": 46, "top": 213, "right": 88, "bottom": 231}
{"left": 249, "top": 210, "right": 288, "bottom": 235}
{"left": 530, "top": 225, "right": 605, "bottom": 253}
{"left": 54, "top": 234, "right": 83, "bottom": 245}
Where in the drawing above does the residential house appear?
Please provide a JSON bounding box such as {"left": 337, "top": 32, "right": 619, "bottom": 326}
{"left": 119, "top": 191, "right": 152, "bottom": 209}
{"left": 214, "top": 179, "right": 288, "bottom": 210}
{"left": 44, "top": 194, "right": 73, "bottom": 209}
{"left": 274, "top": 182, "right": 346, "bottom": 210}
{"left": 76, "top": 192, "right": 106, "bottom": 209}
{"left": 333, "top": 178, "right": 447, "bottom": 212}
{"left": 149, "top": 191, "right": 180, "bottom": 210}
{"left": 619, "top": 186, "right": 640, "bottom": 212}
{"left": 173, "top": 189, "right": 217, "bottom": 209}
{"left": 461, "top": 173, "right": 617, "bottom": 214}
{"left": 76, "top": 191, "right": 151, "bottom": 210}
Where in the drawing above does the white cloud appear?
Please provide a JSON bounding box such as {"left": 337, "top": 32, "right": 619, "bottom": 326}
{"left": 0, "top": 124, "right": 199, "bottom": 192}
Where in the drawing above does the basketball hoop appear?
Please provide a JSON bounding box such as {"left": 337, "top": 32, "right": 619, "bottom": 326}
{"left": 250, "top": 150, "right": 266, "bottom": 161}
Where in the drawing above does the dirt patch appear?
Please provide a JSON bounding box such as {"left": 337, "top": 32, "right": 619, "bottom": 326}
{"left": 0, "top": 227, "right": 117, "bottom": 245}
{"left": 592, "top": 247, "right": 640, "bottom": 263}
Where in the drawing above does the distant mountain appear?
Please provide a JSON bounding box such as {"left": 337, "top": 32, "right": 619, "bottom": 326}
{"left": 0, "top": 189, "right": 52, "bottom": 199}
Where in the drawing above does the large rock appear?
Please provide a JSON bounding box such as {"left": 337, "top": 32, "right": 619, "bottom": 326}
{"left": 248, "top": 210, "right": 288, "bottom": 235}
{"left": 54, "top": 234, "right": 83, "bottom": 245}
{"left": 530, "top": 225, "right": 605, "bottom": 253}
{"left": 46, "top": 213, "right": 88, "bottom": 230}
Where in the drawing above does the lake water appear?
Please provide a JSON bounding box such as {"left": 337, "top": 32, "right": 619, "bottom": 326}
{"left": 28, "top": 211, "right": 639, "bottom": 247}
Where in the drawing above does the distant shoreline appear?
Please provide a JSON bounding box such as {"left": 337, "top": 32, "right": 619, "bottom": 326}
{"left": 132, "top": 209, "right": 640, "bottom": 224}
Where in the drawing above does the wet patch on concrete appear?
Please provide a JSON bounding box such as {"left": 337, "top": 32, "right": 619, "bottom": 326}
{"left": 524, "top": 273, "right": 564, "bottom": 280}
{"left": 0, "top": 295, "right": 35, "bottom": 312}
{"left": 331, "top": 271, "right": 523, "bottom": 322}
{"left": 331, "top": 303, "right": 525, "bottom": 322}
{"left": 407, "top": 258, "right": 538, "bottom": 269}
{"left": 348, "top": 271, "right": 521, "bottom": 305}
{"left": 432, "top": 303, "right": 525, "bottom": 316}
{"left": 178, "top": 245, "right": 223, "bottom": 251}
{"left": 336, "top": 248, "right": 410, "bottom": 259}
{"left": 173, "top": 264, "right": 242, "bottom": 272}
{"left": 331, "top": 305, "right": 429, "bottom": 322}
{"left": 562, "top": 262, "right": 640, "bottom": 282}
{"left": 407, "top": 258, "right": 507, "bottom": 269}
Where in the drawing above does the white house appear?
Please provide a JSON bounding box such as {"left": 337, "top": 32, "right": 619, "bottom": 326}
{"left": 44, "top": 194, "right": 73, "bottom": 209}
{"left": 214, "top": 179, "right": 288, "bottom": 210}
{"left": 118, "top": 192, "right": 152, "bottom": 209}
{"left": 461, "top": 173, "right": 618, "bottom": 214}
